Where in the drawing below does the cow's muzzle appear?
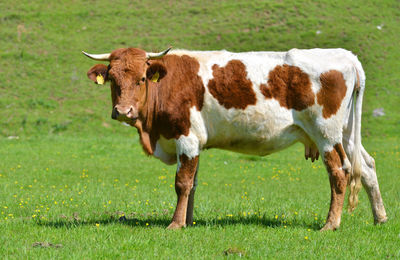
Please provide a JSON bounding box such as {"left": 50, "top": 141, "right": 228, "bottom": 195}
{"left": 111, "top": 106, "right": 138, "bottom": 122}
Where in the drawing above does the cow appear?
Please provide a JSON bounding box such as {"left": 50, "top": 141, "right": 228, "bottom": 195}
{"left": 83, "top": 47, "right": 387, "bottom": 230}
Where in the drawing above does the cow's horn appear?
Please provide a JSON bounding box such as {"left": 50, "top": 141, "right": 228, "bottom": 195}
{"left": 146, "top": 47, "right": 172, "bottom": 60}
{"left": 82, "top": 51, "right": 111, "bottom": 61}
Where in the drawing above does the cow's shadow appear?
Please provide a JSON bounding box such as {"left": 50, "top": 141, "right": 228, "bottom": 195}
{"left": 37, "top": 215, "right": 322, "bottom": 230}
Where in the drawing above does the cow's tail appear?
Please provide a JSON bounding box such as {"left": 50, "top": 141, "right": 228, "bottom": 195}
{"left": 348, "top": 58, "right": 365, "bottom": 212}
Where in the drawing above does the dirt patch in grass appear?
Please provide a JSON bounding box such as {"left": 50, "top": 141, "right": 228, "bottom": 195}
{"left": 32, "top": 242, "right": 62, "bottom": 249}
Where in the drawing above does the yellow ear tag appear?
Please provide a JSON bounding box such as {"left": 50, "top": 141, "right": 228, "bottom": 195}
{"left": 96, "top": 74, "right": 104, "bottom": 85}
{"left": 151, "top": 71, "right": 160, "bottom": 83}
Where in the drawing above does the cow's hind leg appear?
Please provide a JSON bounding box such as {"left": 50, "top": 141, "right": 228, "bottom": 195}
{"left": 321, "top": 144, "right": 350, "bottom": 231}
{"left": 360, "top": 146, "right": 387, "bottom": 224}
{"left": 167, "top": 154, "right": 199, "bottom": 229}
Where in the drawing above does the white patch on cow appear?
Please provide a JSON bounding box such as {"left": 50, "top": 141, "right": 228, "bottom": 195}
{"left": 343, "top": 156, "right": 352, "bottom": 173}
{"left": 189, "top": 107, "right": 208, "bottom": 148}
{"left": 175, "top": 133, "right": 199, "bottom": 160}
{"left": 201, "top": 90, "right": 305, "bottom": 155}
{"left": 153, "top": 140, "right": 176, "bottom": 165}
{"left": 285, "top": 48, "right": 354, "bottom": 75}
{"left": 175, "top": 106, "right": 207, "bottom": 161}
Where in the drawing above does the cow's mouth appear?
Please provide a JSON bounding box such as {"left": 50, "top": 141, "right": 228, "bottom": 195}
{"left": 118, "top": 116, "right": 138, "bottom": 126}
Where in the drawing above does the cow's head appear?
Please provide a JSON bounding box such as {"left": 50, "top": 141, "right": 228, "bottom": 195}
{"left": 83, "top": 47, "right": 170, "bottom": 124}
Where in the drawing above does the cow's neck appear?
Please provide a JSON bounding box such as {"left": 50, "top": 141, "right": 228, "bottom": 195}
{"left": 136, "top": 73, "right": 167, "bottom": 155}
{"left": 134, "top": 90, "right": 156, "bottom": 155}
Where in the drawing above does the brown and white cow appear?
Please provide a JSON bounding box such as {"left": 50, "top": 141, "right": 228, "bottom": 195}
{"left": 83, "top": 47, "right": 387, "bottom": 230}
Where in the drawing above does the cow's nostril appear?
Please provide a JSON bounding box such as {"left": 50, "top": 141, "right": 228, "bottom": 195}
{"left": 111, "top": 108, "right": 119, "bottom": 119}
{"left": 127, "top": 107, "right": 134, "bottom": 117}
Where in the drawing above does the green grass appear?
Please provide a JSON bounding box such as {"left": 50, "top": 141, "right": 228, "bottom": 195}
{"left": 1, "top": 136, "right": 399, "bottom": 258}
{"left": 0, "top": 0, "right": 399, "bottom": 258}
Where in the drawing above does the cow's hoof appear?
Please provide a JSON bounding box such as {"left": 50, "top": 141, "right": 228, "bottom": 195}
{"left": 320, "top": 222, "right": 338, "bottom": 231}
{"left": 167, "top": 222, "right": 185, "bottom": 230}
{"left": 374, "top": 216, "right": 388, "bottom": 225}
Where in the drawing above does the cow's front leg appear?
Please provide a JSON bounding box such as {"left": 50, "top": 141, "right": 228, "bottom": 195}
{"left": 167, "top": 154, "right": 199, "bottom": 229}
{"left": 186, "top": 163, "right": 199, "bottom": 226}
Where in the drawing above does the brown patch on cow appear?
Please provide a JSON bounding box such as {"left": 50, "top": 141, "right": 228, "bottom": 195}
{"left": 260, "top": 64, "right": 314, "bottom": 111}
{"left": 334, "top": 143, "right": 347, "bottom": 167}
{"left": 322, "top": 145, "right": 348, "bottom": 230}
{"left": 317, "top": 70, "right": 347, "bottom": 119}
{"left": 208, "top": 60, "right": 257, "bottom": 109}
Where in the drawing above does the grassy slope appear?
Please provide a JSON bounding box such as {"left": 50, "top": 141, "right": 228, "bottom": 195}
{"left": 0, "top": 0, "right": 399, "bottom": 138}
{"left": 0, "top": 0, "right": 399, "bottom": 258}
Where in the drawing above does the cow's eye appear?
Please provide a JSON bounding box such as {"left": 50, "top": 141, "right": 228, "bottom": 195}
{"left": 136, "top": 77, "right": 146, "bottom": 86}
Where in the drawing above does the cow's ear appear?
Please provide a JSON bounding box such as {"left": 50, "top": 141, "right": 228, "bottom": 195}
{"left": 87, "top": 64, "right": 108, "bottom": 85}
{"left": 146, "top": 62, "right": 167, "bottom": 83}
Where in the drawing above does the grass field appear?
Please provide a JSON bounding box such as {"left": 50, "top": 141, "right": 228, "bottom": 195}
{"left": 1, "top": 0, "right": 399, "bottom": 258}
